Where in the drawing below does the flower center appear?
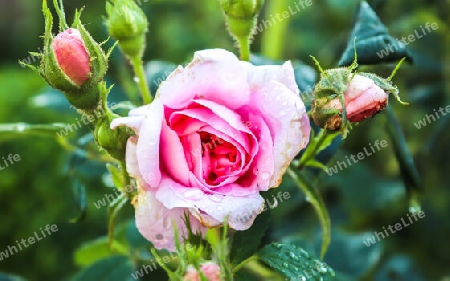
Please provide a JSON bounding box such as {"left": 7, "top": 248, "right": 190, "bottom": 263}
{"left": 200, "top": 132, "right": 241, "bottom": 185}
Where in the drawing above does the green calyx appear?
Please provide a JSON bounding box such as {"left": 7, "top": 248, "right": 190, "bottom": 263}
{"left": 105, "top": 0, "right": 148, "bottom": 59}
{"left": 20, "top": 0, "right": 114, "bottom": 110}
{"left": 94, "top": 111, "right": 130, "bottom": 161}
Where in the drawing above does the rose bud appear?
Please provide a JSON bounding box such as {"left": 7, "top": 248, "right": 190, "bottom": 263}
{"left": 183, "top": 263, "right": 221, "bottom": 281}
{"left": 20, "top": 0, "right": 111, "bottom": 110}
{"left": 105, "top": 0, "right": 148, "bottom": 59}
{"left": 310, "top": 56, "right": 407, "bottom": 131}
{"left": 219, "top": 0, "right": 265, "bottom": 49}
{"left": 52, "top": 28, "right": 91, "bottom": 86}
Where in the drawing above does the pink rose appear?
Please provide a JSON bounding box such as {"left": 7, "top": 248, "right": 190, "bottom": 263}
{"left": 52, "top": 28, "right": 91, "bottom": 86}
{"left": 111, "top": 49, "right": 310, "bottom": 250}
{"left": 183, "top": 262, "right": 221, "bottom": 281}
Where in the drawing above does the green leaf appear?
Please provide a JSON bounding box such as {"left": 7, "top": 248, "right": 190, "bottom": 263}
{"left": 338, "top": 1, "right": 413, "bottom": 66}
{"left": 0, "top": 273, "right": 27, "bottom": 281}
{"left": 257, "top": 243, "right": 335, "bottom": 280}
{"left": 70, "top": 256, "right": 133, "bottom": 281}
{"left": 74, "top": 236, "right": 129, "bottom": 267}
{"left": 287, "top": 168, "right": 330, "bottom": 259}
{"left": 230, "top": 205, "right": 271, "bottom": 267}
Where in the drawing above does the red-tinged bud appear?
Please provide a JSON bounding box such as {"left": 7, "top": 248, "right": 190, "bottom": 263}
{"left": 309, "top": 54, "right": 407, "bottom": 132}
{"left": 52, "top": 28, "right": 91, "bottom": 86}
{"left": 20, "top": 0, "right": 114, "bottom": 110}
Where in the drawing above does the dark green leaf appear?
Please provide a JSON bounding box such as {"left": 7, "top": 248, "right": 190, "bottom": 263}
{"left": 70, "top": 256, "right": 133, "bottom": 281}
{"left": 257, "top": 243, "right": 335, "bottom": 280}
{"left": 338, "top": 1, "right": 413, "bottom": 66}
{"left": 230, "top": 206, "right": 271, "bottom": 266}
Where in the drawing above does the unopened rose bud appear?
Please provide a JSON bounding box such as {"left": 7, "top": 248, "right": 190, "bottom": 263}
{"left": 310, "top": 55, "right": 407, "bottom": 131}
{"left": 183, "top": 262, "right": 221, "bottom": 281}
{"left": 20, "top": 1, "right": 111, "bottom": 110}
{"left": 311, "top": 74, "right": 388, "bottom": 130}
{"left": 52, "top": 28, "right": 91, "bottom": 86}
{"left": 105, "top": 0, "right": 148, "bottom": 58}
{"left": 219, "top": 0, "right": 265, "bottom": 38}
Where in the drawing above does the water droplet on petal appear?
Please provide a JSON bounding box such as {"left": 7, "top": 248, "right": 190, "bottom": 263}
{"left": 280, "top": 110, "right": 287, "bottom": 116}
{"left": 217, "top": 206, "right": 223, "bottom": 211}
{"left": 261, "top": 171, "right": 271, "bottom": 180}
{"left": 183, "top": 189, "right": 204, "bottom": 200}
{"left": 282, "top": 100, "right": 288, "bottom": 106}
{"left": 209, "top": 194, "right": 223, "bottom": 203}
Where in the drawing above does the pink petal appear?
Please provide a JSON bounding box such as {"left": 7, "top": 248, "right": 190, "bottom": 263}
{"left": 136, "top": 99, "right": 164, "bottom": 187}
{"left": 155, "top": 176, "right": 264, "bottom": 230}
{"left": 135, "top": 189, "right": 205, "bottom": 251}
{"left": 160, "top": 120, "right": 198, "bottom": 187}
{"left": 246, "top": 113, "right": 275, "bottom": 191}
{"left": 156, "top": 49, "right": 250, "bottom": 110}
{"left": 241, "top": 61, "right": 299, "bottom": 95}
{"left": 244, "top": 81, "right": 310, "bottom": 187}
{"left": 110, "top": 116, "right": 145, "bottom": 134}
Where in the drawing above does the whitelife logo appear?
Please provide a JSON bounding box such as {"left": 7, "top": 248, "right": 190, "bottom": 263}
{"left": 325, "top": 140, "right": 388, "bottom": 176}
{"left": 0, "top": 224, "right": 58, "bottom": 261}
{"left": 363, "top": 211, "right": 425, "bottom": 247}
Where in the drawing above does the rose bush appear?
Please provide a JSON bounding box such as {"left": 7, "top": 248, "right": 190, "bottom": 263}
{"left": 111, "top": 49, "right": 310, "bottom": 250}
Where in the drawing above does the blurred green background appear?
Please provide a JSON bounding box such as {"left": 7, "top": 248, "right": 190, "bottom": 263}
{"left": 0, "top": 0, "right": 448, "bottom": 280}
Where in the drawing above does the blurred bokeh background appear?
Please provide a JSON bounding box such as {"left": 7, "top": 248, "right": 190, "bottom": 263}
{"left": 0, "top": 0, "right": 448, "bottom": 280}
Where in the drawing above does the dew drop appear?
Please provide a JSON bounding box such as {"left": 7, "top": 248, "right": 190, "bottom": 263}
{"left": 209, "top": 194, "right": 223, "bottom": 203}
{"left": 183, "top": 189, "right": 204, "bottom": 200}
{"left": 282, "top": 100, "right": 288, "bottom": 106}
{"left": 217, "top": 206, "right": 223, "bottom": 211}
{"left": 282, "top": 262, "right": 289, "bottom": 269}
{"left": 261, "top": 171, "right": 271, "bottom": 180}
{"left": 280, "top": 110, "right": 287, "bottom": 116}
{"left": 305, "top": 196, "right": 310, "bottom": 202}
{"left": 134, "top": 76, "right": 140, "bottom": 83}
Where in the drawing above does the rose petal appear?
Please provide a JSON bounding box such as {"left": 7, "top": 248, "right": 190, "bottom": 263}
{"left": 155, "top": 176, "right": 264, "bottom": 230}
{"left": 157, "top": 49, "right": 250, "bottom": 110}
{"left": 243, "top": 81, "right": 310, "bottom": 187}
{"left": 160, "top": 120, "right": 198, "bottom": 187}
{"left": 135, "top": 189, "right": 205, "bottom": 251}
{"left": 136, "top": 99, "right": 164, "bottom": 187}
{"left": 110, "top": 116, "right": 145, "bottom": 135}
{"left": 241, "top": 61, "right": 299, "bottom": 95}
